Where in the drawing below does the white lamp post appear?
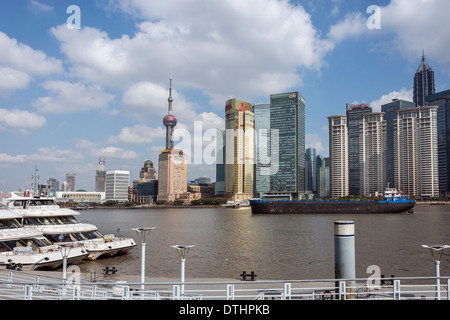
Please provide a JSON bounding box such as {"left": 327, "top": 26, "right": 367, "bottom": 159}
{"left": 58, "top": 243, "right": 72, "bottom": 295}
{"left": 422, "top": 244, "right": 450, "bottom": 300}
{"left": 133, "top": 227, "right": 155, "bottom": 290}
{"left": 172, "top": 245, "right": 195, "bottom": 293}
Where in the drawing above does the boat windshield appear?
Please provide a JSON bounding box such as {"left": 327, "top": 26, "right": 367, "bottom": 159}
{"left": 46, "top": 231, "right": 104, "bottom": 243}
{"left": 0, "top": 218, "right": 22, "bottom": 229}
{"left": 31, "top": 237, "right": 53, "bottom": 247}
{"left": 22, "top": 216, "right": 78, "bottom": 226}
{"left": 0, "top": 239, "right": 30, "bottom": 252}
{"left": 29, "top": 200, "right": 57, "bottom": 206}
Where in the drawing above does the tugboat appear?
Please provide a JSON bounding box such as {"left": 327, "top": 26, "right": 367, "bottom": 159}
{"left": 249, "top": 188, "right": 415, "bottom": 215}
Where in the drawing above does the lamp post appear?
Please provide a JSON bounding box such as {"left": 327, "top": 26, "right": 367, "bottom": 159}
{"left": 58, "top": 243, "right": 72, "bottom": 295}
{"left": 422, "top": 244, "right": 450, "bottom": 300}
{"left": 132, "top": 227, "right": 155, "bottom": 290}
{"left": 171, "top": 245, "right": 195, "bottom": 293}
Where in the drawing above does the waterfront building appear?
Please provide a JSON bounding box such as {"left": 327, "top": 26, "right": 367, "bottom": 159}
{"left": 105, "top": 170, "right": 130, "bottom": 201}
{"left": 414, "top": 52, "right": 435, "bottom": 107}
{"left": 139, "top": 160, "right": 156, "bottom": 180}
{"left": 215, "top": 129, "right": 226, "bottom": 197}
{"left": 305, "top": 148, "right": 317, "bottom": 193}
{"left": 328, "top": 115, "right": 348, "bottom": 198}
{"left": 346, "top": 103, "right": 372, "bottom": 196}
{"left": 157, "top": 75, "right": 189, "bottom": 203}
{"left": 253, "top": 103, "right": 271, "bottom": 198}
{"left": 65, "top": 173, "right": 76, "bottom": 192}
{"left": 381, "top": 99, "right": 415, "bottom": 188}
{"left": 269, "top": 92, "right": 305, "bottom": 200}
{"left": 394, "top": 106, "right": 439, "bottom": 198}
{"left": 95, "top": 157, "right": 106, "bottom": 192}
{"left": 56, "top": 191, "right": 105, "bottom": 203}
{"left": 133, "top": 180, "right": 158, "bottom": 203}
{"left": 224, "top": 98, "right": 255, "bottom": 201}
{"left": 359, "top": 112, "right": 387, "bottom": 196}
{"left": 426, "top": 89, "right": 450, "bottom": 197}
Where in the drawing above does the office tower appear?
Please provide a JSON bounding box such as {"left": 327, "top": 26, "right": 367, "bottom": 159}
{"left": 426, "top": 89, "right": 450, "bottom": 197}
{"left": 316, "top": 155, "right": 330, "bottom": 198}
{"left": 157, "top": 75, "right": 188, "bottom": 202}
{"left": 253, "top": 103, "right": 271, "bottom": 198}
{"left": 224, "top": 98, "right": 255, "bottom": 201}
{"left": 48, "top": 178, "right": 59, "bottom": 195}
{"left": 105, "top": 170, "right": 130, "bottom": 201}
{"left": 139, "top": 160, "right": 156, "bottom": 180}
{"left": 394, "top": 106, "right": 439, "bottom": 198}
{"left": 328, "top": 115, "right": 348, "bottom": 198}
{"left": 305, "top": 148, "right": 317, "bottom": 193}
{"left": 381, "top": 99, "right": 415, "bottom": 187}
{"left": 414, "top": 52, "right": 435, "bottom": 107}
{"left": 359, "top": 112, "right": 387, "bottom": 196}
{"left": 215, "top": 129, "right": 226, "bottom": 196}
{"left": 65, "top": 173, "right": 76, "bottom": 192}
{"left": 95, "top": 157, "right": 106, "bottom": 192}
{"left": 269, "top": 92, "right": 306, "bottom": 200}
{"left": 346, "top": 103, "right": 372, "bottom": 195}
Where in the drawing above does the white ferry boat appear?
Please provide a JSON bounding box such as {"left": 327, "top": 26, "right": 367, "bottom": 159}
{"left": 0, "top": 202, "right": 88, "bottom": 270}
{"left": 3, "top": 194, "right": 136, "bottom": 261}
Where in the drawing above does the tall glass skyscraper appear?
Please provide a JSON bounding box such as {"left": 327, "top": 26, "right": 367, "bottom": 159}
{"left": 269, "top": 92, "right": 305, "bottom": 200}
{"left": 305, "top": 148, "right": 317, "bottom": 193}
{"left": 414, "top": 53, "right": 435, "bottom": 107}
{"left": 426, "top": 89, "right": 450, "bottom": 197}
{"left": 253, "top": 103, "right": 271, "bottom": 197}
{"left": 381, "top": 99, "right": 415, "bottom": 188}
{"left": 346, "top": 103, "right": 372, "bottom": 195}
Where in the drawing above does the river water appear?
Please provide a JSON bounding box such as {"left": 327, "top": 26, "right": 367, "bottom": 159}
{"left": 76, "top": 204, "right": 450, "bottom": 281}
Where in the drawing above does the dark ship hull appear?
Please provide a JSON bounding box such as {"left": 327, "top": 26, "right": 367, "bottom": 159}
{"left": 249, "top": 200, "right": 415, "bottom": 214}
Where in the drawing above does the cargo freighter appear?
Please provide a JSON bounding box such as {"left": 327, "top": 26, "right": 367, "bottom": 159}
{"left": 249, "top": 188, "right": 415, "bottom": 214}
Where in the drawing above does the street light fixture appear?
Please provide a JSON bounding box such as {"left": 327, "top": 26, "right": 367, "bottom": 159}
{"left": 422, "top": 244, "right": 450, "bottom": 300}
{"left": 58, "top": 243, "right": 72, "bottom": 295}
{"left": 171, "top": 245, "right": 195, "bottom": 294}
{"left": 132, "top": 227, "right": 155, "bottom": 290}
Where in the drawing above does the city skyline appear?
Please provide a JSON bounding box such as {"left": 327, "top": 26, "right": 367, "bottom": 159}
{"left": 1, "top": 0, "right": 450, "bottom": 193}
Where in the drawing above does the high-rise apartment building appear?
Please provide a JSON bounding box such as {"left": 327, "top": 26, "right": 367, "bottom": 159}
{"left": 328, "top": 115, "right": 348, "bottom": 198}
{"left": 426, "top": 89, "right": 450, "bottom": 197}
{"left": 215, "top": 129, "right": 226, "bottom": 197}
{"left": 269, "top": 92, "right": 305, "bottom": 200}
{"left": 346, "top": 103, "right": 372, "bottom": 195}
{"left": 95, "top": 157, "right": 106, "bottom": 192}
{"left": 414, "top": 53, "right": 435, "bottom": 107}
{"left": 224, "top": 98, "right": 255, "bottom": 201}
{"left": 105, "top": 170, "right": 130, "bottom": 201}
{"left": 394, "top": 106, "right": 439, "bottom": 198}
{"left": 381, "top": 99, "right": 415, "bottom": 187}
{"left": 65, "top": 173, "right": 76, "bottom": 192}
{"left": 359, "top": 112, "right": 387, "bottom": 196}
{"left": 253, "top": 103, "right": 271, "bottom": 198}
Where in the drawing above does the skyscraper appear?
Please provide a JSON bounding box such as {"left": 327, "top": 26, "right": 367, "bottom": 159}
{"left": 253, "top": 103, "right": 271, "bottom": 198}
{"left": 426, "top": 89, "right": 450, "bottom": 197}
{"left": 414, "top": 52, "right": 435, "bottom": 107}
{"left": 105, "top": 170, "right": 130, "bottom": 201}
{"left": 394, "top": 106, "right": 438, "bottom": 198}
{"left": 95, "top": 157, "right": 106, "bottom": 192}
{"left": 381, "top": 99, "right": 415, "bottom": 187}
{"left": 215, "top": 129, "right": 226, "bottom": 197}
{"left": 305, "top": 148, "right": 317, "bottom": 193}
{"left": 269, "top": 92, "right": 305, "bottom": 200}
{"left": 224, "top": 98, "right": 255, "bottom": 201}
{"left": 359, "top": 112, "right": 387, "bottom": 196}
{"left": 66, "top": 173, "right": 76, "bottom": 192}
{"left": 328, "top": 115, "right": 348, "bottom": 198}
{"left": 157, "top": 75, "right": 188, "bottom": 203}
{"left": 346, "top": 103, "right": 372, "bottom": 195}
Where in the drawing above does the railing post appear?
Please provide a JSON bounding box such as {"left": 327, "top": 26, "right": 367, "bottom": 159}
{"left": 7, "top": 271, "right": 13, "bottom": 289}
{"left": 73, "top": 285, "right": 81, "bottom": 300}
{"left": 447, "top": 279, "right": 450, "bottom": 300}
{"left": 227, "top": 284, "right": 234, "bottom": 300}
{"left": 173, "top": 285, "right": 181, "bottom": 300}
{"left": 24, "top": 284, "right": 33, "bottom": 300}
{"left": 283, "top": 283, "right": 291, "bottom": 300}
{"left": 339, "top": 281, "right": 346, "bottom": 300}
{"left": 393, "top": 280, "right": 401, "bottom": 300}
{"left": 122, "top": 286, "right": 130, "bottom": 300}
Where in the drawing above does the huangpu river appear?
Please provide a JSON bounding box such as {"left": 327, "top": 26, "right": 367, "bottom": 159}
{"left": 76, "top": 204, "right": 450, "bottom": 281}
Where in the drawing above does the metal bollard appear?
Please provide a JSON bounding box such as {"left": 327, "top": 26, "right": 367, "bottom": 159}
{"left": 334, "top": 221, "right": 356, "bottom": 299}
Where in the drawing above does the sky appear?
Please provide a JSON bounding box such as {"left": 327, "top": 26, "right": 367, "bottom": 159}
{"left": 0, "top": 0, "right": 449, "bottom": 193}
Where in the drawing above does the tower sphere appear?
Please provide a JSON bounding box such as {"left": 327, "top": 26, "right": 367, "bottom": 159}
{"left": 163, "top": 114, "right": 177, "bottom": 128}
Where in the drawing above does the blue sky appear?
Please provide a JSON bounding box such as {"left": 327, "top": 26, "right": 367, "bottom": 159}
{"left": 0, "top": 0, "right": 449, "bottom": 193}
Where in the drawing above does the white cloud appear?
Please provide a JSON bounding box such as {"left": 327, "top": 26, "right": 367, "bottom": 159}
{"left": 306, "top": 133, "right": 326, "bottom": 153}
{"left": 28, "top": 0, "right": 54, "bottom": 13}
{"left": 33, "top": 80, "right": 115, "bottom": 114}
{"left": 327, "top": 12, "right": 368, "bottom": 43}
{"left": 75, "top": 139, "right": 138, "bottom": 160}
{"left": 0, "top": 108, "right": 47, "bottom": 134}
{"left": 0, "top": 67, "right": 30, "bottom": 94}
{"left": 0, "top": 147, "right": 82, "bottom": 166}
{"left": 369, "top": 88, "right": 413, "bottom": 112}
{"left": 109, "top": 125, "right": 166, "bottom": 144}
{"left": 51, "top": 0, "right": 334, "bottom": 105}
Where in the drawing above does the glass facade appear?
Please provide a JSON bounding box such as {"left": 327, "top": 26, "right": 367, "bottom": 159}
{"left": 305, "top": 148, "right": 316, "bottom": 192}
{"left": 253, "top": 103, "right": 271, "bottom": 197}
{"left": 269, "top": 92, "right": 305, "bottom": 199}
{"left": 414, "top": 54, "right": 435, "bottom": 107}
{"left": 346, "top": 104, "right": 372, "bottom": 195}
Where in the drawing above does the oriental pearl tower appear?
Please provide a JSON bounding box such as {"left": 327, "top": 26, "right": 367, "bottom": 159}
{"left": 163, "top": 74, "right": 177, "bottom": 150}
